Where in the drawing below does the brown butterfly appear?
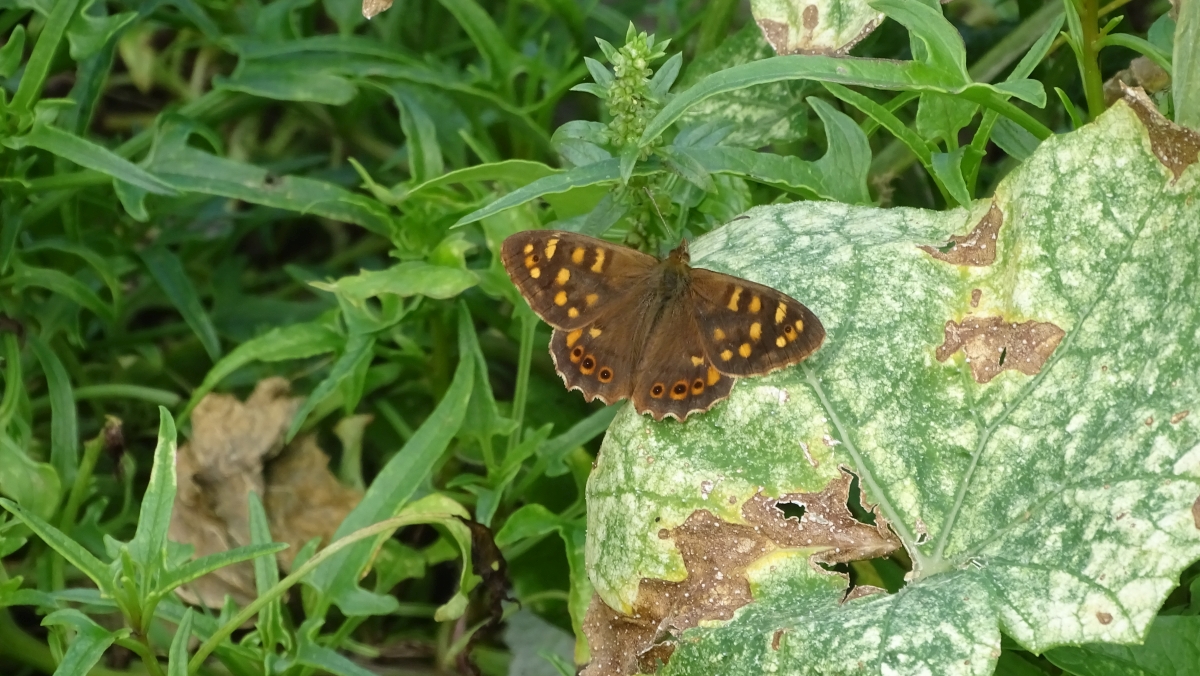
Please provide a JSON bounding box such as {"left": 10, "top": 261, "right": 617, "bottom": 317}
{"left": 501, "top": 231, "right": 825, "bottom": 421}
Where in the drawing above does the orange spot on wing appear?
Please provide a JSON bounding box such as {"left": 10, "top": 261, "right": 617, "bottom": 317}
{"left": 720, "top": 349, "right": 732, "bottom": 361}
{"left": 523, "top": 243, "right": 534, "bottom": 254}
{"left": 566, "top": 329, "right": 583, "bottom": 347}
{"left": 669, "top": 380, "right": 688, "bottom": 400}
{"left": 572, "top": 247, "right": 585, "bottom": 264}
{"left": 727, "top": 286, "right": 743, "bottom": 311}
{"left": 545, "top": 238, "right": 558, "bottom": 259}
{"left": 775, "top": 336, "right": 787, "bottom": 347}
{"left": 690, "top": 379, "right": 705, "bottom": 395}
{"left": 586, "top": 293, "right": 599, "bottom": 306}
{"left": 589, "top": 327, "right": 602, "bottom": 337}
{"left": 530, "top": 268, "right": 541, "bottom": 278}
{"left": 775, "top": 301, "right": 787, "bottom": 324}
{"left": 690, "top": 355, "right": 704, "bottom": 366}
{"left": 750, "top": 322, "right": 761, "bottom": 341}
{"left": 554, "top": 291, "right": 567, "bottom": 306}
{"left": 590, "top": 248, "right": 606, "bottom": 272}
{"left": 738, "top": 343, "right": 752, "bottom": 358}
{"left": 713, "top": 328, "right": 726, "bottom": 341}
{"left": 750, "top": 296, "right": 761, "bottom": 313}
{"left": 568, "top": 307, "right": 579, "bottom": 318}
{"left": 706, "top": 366, "right": 720, "bottom": 385}
{"left": 556, "top": 268, "right": 570, "bottom": 285}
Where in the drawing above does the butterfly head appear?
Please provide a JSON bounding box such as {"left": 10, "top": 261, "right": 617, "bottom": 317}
{"left": 666, "top": 239, "right": 690, "bottom": 267}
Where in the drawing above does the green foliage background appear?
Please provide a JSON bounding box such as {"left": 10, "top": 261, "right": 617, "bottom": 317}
{"left": 0, "top": 0, "right": 1197, "bottom": 675}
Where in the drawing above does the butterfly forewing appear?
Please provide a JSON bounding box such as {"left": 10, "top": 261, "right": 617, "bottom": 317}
{"left": 689, "top": 269, "right": 825, "bottom": 377}
{"left": 501, "top": 231, "right": 657, "bottom": 331}
{"left": 630, "top": 298, "right": 736, "bottom": 421}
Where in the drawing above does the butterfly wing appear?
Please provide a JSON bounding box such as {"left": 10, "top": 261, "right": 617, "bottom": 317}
{"left": 501, "top": 230, "right": 658, "bottom": 331}
{"left": 548, "top": 314, "right": 643, "bottom": 405}
{"left": 689, "top": 268, "right": 825, "bottom": 377}
{"left": 630, "top": 298, "right": 736, "bottom": 421}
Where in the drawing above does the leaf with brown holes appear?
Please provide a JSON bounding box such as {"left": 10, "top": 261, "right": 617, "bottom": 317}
{"left": 501, "top": 230, "right": 825, "bottom": 421}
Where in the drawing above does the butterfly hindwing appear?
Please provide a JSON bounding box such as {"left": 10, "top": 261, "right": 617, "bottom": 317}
{"left": 630, "top": 298, "right": 736, "bottom": 421}
{"left": 501, "top": 230, "right": 657, "bottom": 331}
{"left": 548, "top": 319, "right": 639, "bottom": 405}
{"left": 689, "top": 269, "right": 825, "bottom": 377}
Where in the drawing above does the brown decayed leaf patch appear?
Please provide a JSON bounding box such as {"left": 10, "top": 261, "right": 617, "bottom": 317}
{"left": 171, "top": 378, "right": 363, "bottom": 607}
{"left": 1171, "top": 410, "right": 1190, "bottom": 425}
{"left": 936, "top": 316, "right": 1065, "bottom": 384}
{"left": 1192, "top": 496, "right": 1200, "bottom": 531}
{"left": 581, "top": 471, "right": 900, "bottom": 675}
{"left": 1122, "top": 85, "right": 1200, "bottom": 180}
{"left": 919, "top": 202, "right": 1003, "bottom": 266}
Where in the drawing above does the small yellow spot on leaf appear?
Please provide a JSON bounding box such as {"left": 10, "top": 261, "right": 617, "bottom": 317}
{"left": 739, "top": 343, "right": 752, "bottom": 358}
{"left": 556, "top": 268, "right": 570, "bottom": 285}
{"left": 554, "top": 291, "right": 567, "bottom": 306}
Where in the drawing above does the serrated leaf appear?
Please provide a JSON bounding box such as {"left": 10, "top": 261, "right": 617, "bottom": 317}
{"left": 587, "top": 101, "right": 1200, "bottom": 674}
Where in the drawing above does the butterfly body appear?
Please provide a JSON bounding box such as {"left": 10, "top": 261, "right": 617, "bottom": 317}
{"left": 502, "top": 231, "right": 824, "bottom": 421}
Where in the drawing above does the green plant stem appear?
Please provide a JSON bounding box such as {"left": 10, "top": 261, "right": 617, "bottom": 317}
{"left": 187, "top": 512, "right": 458, "bottom": 673}
{"left": 0, "top": 334, "right": 20, "bottom": 431}
{"left": 115, "top": 636, "right": 165, "bottom": 676}
{"left": 506, "top": 309, "right": 538, "bottom": 453}
{"left": 1077, "top": 0, "right": 1108, "bottom": 119}
{"left": 694, "top": 0, "right": 739, "bottom": 56}
{"left": 58, "top": 419, "right": 114, "bottom": 535}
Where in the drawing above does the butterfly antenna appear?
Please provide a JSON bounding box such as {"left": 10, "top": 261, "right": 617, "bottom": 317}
{"left": 642, "top": 187, "right": 677, "bottom": 243}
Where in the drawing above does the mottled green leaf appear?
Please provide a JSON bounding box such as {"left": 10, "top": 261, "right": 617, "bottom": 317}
{"left": 750, "top": 0, "right": 882, "bottom": 55}
{"left": 589, "top": 101, "right": 1200, "bottom": 674}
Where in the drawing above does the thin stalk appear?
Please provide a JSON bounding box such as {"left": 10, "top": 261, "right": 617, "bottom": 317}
{"left": 58, "top": 418, "right": 118, "bottom": 534}
{"left": 1078, "top": 0, "right": 1108, "bottom": 119}
{"left": 507, "top": 309, "right": 537, "bottom": 453}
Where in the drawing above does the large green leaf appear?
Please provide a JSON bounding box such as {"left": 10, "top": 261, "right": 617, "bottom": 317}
{"left": 585, "top": 99, "right": 1200, "bottom": 674}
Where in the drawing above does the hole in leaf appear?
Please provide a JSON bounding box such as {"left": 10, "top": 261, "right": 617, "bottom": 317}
{"left": 776, "top": 502, "right": 806, "bottom": 520}
{"left": 844, "top": 470, "right": 876, "bottom": 526}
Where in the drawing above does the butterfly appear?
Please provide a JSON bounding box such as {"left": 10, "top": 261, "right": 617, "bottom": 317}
{"left": 501, "top": 231, "right": 825, "bottom": 421}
